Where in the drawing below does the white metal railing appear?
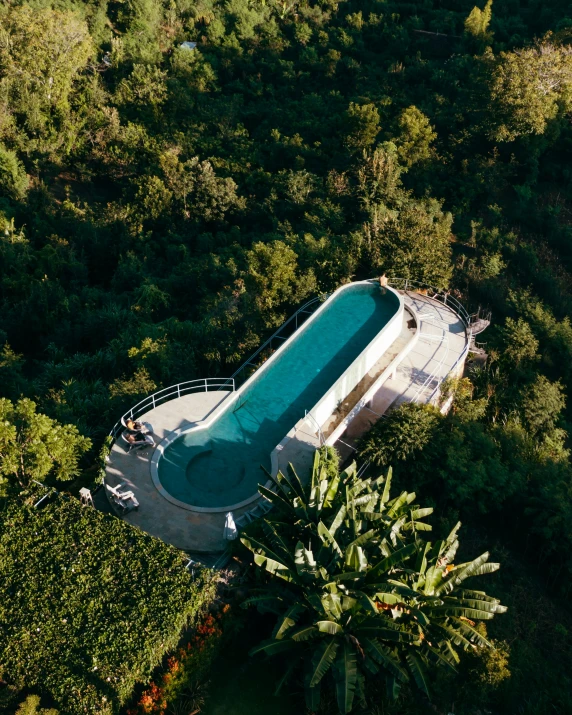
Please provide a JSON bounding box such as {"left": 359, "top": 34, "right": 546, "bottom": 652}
{"left": 387, "top": 277, "right": 472, "bottom": 330}
{"left": 230, "top": 295, "right": 325, "bottom": 388}
{"left": 108, "top": 378, "right": 235, "bottom": 440}
{"left": 427, "top": 342, "right": 470, "bottom": 405}
{"left": 107, "top": 295, "right": 330, "bottom": 444}
{"left": 304, "top": 409, "right": 326, "bottom": 446}
{"left": 411, "top": 330, "right": 450, "bottom": 404}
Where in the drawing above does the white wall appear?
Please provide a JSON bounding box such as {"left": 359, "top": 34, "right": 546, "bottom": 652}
{"left": 310, "top": 292, "right": 404, "bottom": 428}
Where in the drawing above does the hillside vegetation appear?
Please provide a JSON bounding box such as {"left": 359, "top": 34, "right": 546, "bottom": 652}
{"left": 1, "top": 0, "right": 572, "bottom": 712}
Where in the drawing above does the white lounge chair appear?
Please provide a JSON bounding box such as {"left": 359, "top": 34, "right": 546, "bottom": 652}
{"left": 106, "top": 483, "right": 139, "bottom": 512}
{"left": 106, "top": 483, "right": 134, "bottom": 499}
{"left": 121, "top": 432, "right": 155, "bottom": 452}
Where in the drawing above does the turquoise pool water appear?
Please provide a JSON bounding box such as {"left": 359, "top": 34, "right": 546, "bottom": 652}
{"left": 158, "top": 283, "right": 399, "bottom": 507}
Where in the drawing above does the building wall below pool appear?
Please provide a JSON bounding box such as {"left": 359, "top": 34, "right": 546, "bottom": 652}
{"left": 311, "top": 290, "right": 404, "bottom": 428}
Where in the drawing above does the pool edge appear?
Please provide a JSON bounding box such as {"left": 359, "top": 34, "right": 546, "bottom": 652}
{"left": 150, "top": 281, "right": 403, "bottom": 513}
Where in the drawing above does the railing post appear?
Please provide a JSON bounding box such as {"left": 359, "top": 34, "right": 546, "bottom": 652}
{"left": 405, "top": 279, "right": 409, "bottom": 291}
{"left": 177, "top": 384, "right": 180, "bottom": 398}
{"left": 204, "top": 378, "right": 208, "bottom": 392}
{"left": 152, "top": 395, "right": 155, "bottom": 409}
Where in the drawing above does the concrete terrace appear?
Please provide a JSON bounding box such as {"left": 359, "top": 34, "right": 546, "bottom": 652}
{"left": 104, "top": 289, "right": 469, "bottom": 554}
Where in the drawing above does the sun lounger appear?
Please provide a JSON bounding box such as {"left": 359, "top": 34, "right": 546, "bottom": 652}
{"left": 106, "top": 484, "right": 139, "bottom": 513}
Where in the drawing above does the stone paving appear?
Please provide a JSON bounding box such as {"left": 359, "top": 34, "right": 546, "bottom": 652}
{"left": 105, "top": 290, "right": 469, "bottom": 554}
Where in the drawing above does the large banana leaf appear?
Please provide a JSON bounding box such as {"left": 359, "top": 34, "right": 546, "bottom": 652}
{"left": 437, "top": 552, "right": 499, "bottom": 595}
{"left": 444, "top": 596, "right": 507, "bottom": 614}
{"left": 329, "top": 504, "right": 347, "bottom": 536}
{"left": 347, "top": 528, "right": 377, "bottom": 549}
{"left": 324, "top": 471, "right": 341, "bottom": 508}
{"left": 317, "top": 520, "right": 343, "bottom": 558}
{"left": 405, "top": 652, "right": 430, "bottom": 698}
{"left": 431, "top": 621, "right": 474, "bottom": 650}
{"left": 362, "top": 637, "right": 409, "bottom": 681}
{"left": 304, "top": 663, "right": 321, "bottom": 711}
{"left": 426, "top": 643, "right": 457, "bottom": 671}
{"left": 258, "top": 483, "right": 297, "bottom": 515}
{"left": 450, "top": 617, "right": 494, "bottom": 648}
{"left": 249, "top": 638, "right": 300, "bottom": 657}
{"left": 261, "top": 520, "right": 296, "bottom": 568}
{"left": 357, "top": 625, "right": 416, "bottom": 643}
{"left": 309, "top": 639, "right": 339, "bottom": 687}
{"left": 317, "top": 619, "right": 343, "bottom": 635}
{"left": 386, "top": 490, "right": 411, "bottom": 517}
{"left": 345, "top": 543, "right": 368, "bottom": 572}
{"left": 241, "top": 593, "right": 288, "bottom": 614}
{"left": 409, "top": 507, "right": 434, "bottom": 520}
{"left": 289, "top": 624, "right": 321, "bottom": 641}
{"left": 429, "top": 605, "right": 495, "bottom": 619}
{"left": 365, "top": 542, "right": 417, "bottom": 583}
{"left": 333, "top": 640, "right": 358, "bottom": 714}
{"left": 253, "top": 553, "right": 294, "bottom": 582}
{"left": 295, "top": 541, "right": 318, "bottom": 579}
{"left": 381, "top": 466, "right": 393, "bottom": 504}
{"left": 274, "top": 603, "right": 305, "bottom": 639}
{"left": 286, "top": 462, "right": 308, "bottom": 503}
{"left": 242, "top": 535, "right": 293, "bottom": 574}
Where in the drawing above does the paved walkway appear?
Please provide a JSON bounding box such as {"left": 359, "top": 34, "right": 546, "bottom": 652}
{"left": 104, "top": 291, "right": 469, "bottom": 554}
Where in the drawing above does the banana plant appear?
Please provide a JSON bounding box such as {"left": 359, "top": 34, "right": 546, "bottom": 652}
{"left": 242, "top": 448, "right": 506, "bottom": 714}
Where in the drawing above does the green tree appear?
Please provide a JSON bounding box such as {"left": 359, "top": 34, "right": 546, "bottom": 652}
{"left": 0, "top": 6, "right": 93, "bottom": 135}
{"left": 498, "top": 317, "right": 539, "bottom": 366}
{"left": 16, "top": 695, "right": 58, "bottom": 715}
{"left": 0, "top": 144, "right": 28, "bottom": 200}
{"left": 521, "top": 375, "right": 566, "bottom": 435}
{"left": 395, "top": 106, "right": 436, "bottom": 168}
{"left": 464, "top": 0, "right": 493, "bottom": 40}
{"left": 358, "top": 403, "right": 442, "bottom": 467}
{"left": 364, "top": 198, "right": 453, "bottom": 287}
{"left": 488, "top": 41, "right": 572, "bottom": 141}
{"left": 344, "top": 102, "right": 380, "bottom": 152}
{"left": 243, "top": 450, "right": 506, "bottom": 713}
{"left": 243, "top": 240, "right": 316, "bottom": 328}
{"left": 0, "top": 398, "right": 91, "bottom": 495}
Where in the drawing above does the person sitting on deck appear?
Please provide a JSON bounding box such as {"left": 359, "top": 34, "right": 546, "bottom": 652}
{"left": 125, "top": 432, "right": 154, "bottom": 447}
{"left": 378, "top": 273, "right": 388, "bottom": 294}
{"left": 126, "top": 418, "right": 145, "bottom": 432}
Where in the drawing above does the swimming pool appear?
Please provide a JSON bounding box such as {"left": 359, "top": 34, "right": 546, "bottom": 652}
{"left": 155, "top": 282, "right": 401, "bottom": 509}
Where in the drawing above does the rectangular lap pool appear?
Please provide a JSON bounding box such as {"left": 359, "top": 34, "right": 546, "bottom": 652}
{"left": 156, "top": 282, "right": 401, "bottom": 509}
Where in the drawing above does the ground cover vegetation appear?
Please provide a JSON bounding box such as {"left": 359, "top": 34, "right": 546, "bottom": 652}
{"left": 0, "top": 0, "right": 571, "bottom": 711}
{"left": 0, "top": 492, "right": 217, "bottom": 713}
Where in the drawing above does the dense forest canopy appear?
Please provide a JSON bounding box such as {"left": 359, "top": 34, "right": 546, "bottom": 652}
{"left": 0, "top": 0, "right": 570, "bottom": 444}
{"left": 1, "top": 0, "right": 572, "bottom": 711}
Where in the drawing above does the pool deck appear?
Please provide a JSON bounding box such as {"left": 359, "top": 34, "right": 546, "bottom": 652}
{"left": 104, "top": 390, "right": 325, "bottom": 553}
{"left": 104, "top": 290, "right": 469, "bottom": 554}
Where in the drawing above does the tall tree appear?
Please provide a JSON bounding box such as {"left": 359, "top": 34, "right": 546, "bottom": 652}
{"left": 0, "top": 398, "right": 91, "bottom": 496}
